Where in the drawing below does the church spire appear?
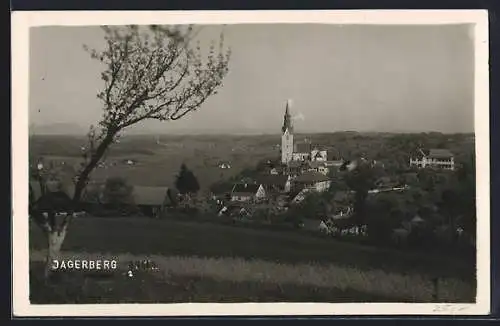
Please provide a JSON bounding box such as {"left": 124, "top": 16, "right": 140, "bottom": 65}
{"left": 282, "top": 100, "right": 293, "bottom": 133}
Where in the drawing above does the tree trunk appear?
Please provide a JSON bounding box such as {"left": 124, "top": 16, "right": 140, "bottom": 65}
{"left": 44, "top": 228, "right": 67, "bottom": 279}
{"left": 73, "top": 131, "right": 115, "bottom": 203}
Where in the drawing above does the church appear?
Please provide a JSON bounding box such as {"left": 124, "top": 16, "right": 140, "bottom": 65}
{"left": 280, "top": 100, "right": 329, "bottom": 165}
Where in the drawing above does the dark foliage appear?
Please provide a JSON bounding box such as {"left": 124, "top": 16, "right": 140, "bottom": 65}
{"left": 175, "top": 163, "right": 200, "bottom": 195}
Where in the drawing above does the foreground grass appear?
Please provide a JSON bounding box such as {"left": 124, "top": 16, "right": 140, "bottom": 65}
{"left": 30, "top": 250, "right": 474, "bottom": 303}
{"left": 29, "top": 217, "right": 475, "bottom": 281}
{"left": 30, "top": 261, "right": 400, "bottom": 304}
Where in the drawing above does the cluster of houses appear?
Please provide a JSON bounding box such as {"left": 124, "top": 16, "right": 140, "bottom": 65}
{"left": 29, "top": 101, "right": 457, "bottom": 229}
{"left": 212, "top": 101, "right": 458, "bottom": 234}
{"left": 213, "top": 102, "right": 349, "bottom": 220}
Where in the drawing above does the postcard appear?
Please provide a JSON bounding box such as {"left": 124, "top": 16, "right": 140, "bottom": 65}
{"left": 11, "top": 9, "right": 490, "bottom": 316}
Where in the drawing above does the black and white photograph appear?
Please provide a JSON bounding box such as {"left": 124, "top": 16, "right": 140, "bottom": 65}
{"left": 12, "top": 10, "right": 490, "bottom": 316}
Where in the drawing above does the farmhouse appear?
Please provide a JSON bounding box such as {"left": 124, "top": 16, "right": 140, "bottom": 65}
{"left": 254, "top": 174, "right": 291, "bottom": 193}
{"left": 409, "top": 148, "right": 455, "bottom": 170}
{"left": 133, "top": 186, "right": 175, "bottom": 218}
{"left": 292, "top": 171, "right": 331, "bottom": 192}
{"left": 231, "top": 183, "right": 266, "bottom": 202}
{"left": 61, "top": 182, "right": 175, "bottom": 218}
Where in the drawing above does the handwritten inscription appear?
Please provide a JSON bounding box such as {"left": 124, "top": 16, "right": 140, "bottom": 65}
{"left": 432, "top": 304, "right": 469, "bottom": 314}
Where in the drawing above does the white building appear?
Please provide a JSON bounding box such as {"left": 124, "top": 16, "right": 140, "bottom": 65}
{"left": 409, "top": 148, "right": 455, "bottom": 170}
{"left": 311, "top": 147, "right": 328, "bottom": 162}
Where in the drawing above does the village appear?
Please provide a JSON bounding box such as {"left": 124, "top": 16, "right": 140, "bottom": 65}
{"left": 29, "top": 100, "right": 473, "bottom": 251}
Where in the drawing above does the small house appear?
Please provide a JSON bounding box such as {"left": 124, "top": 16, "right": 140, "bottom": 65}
{"left": 133, "top": 186, "right": 175, "bottom": 218}
{"left": 231, "top": 183, "right": 266, "bottom": 202}
{"left": 292, "top": 171, "right": 331, "bottom": 192}
{"left": 308, "top": 161, "right": 329, "bottom": 175}
{"left": 255, "top": 174, "right": 291, "bottom": 194}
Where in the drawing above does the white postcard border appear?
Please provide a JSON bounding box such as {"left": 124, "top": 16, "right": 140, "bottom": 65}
{"left": 11, "top": 10, "right": 490, "bottom": 317}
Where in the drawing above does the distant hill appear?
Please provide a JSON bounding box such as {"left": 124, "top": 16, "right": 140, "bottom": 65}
{"left": 30, "top": 123, "right": 87, "bottom": 135}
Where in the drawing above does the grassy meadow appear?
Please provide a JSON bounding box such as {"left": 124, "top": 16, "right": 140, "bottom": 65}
{"left": 29, "top": 134, "right": 279, "bottom": 190}
{"left": 29, "top": 217, "right": 475, "bottom": 303}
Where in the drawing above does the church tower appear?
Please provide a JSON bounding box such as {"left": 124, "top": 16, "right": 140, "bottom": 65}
{"left": 281, "top": 100, "right": 294, "bottom": 164}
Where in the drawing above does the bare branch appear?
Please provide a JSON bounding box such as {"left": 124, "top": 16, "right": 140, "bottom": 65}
{"left": 71, "top": 24, "right": 231, "bottom": 208}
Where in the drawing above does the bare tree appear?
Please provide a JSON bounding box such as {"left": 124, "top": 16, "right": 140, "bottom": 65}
{"left": 30, "top": 25, "right": 231, "bottom": 275}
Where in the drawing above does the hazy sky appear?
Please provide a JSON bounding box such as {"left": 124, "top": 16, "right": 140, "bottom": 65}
{"left": 29, "top": 24, "right": 475, "bottom": 134}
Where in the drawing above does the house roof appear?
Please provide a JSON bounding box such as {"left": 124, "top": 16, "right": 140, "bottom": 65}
{"left": 288, "top": 187, "right": 304, "bottom": 201}
{"left": 294, "top": 142, "right": 311, "bottom": 154}
{"left": 311, "top": 145, "right": 328, "bottom": 151}
{"left": 255, "top": 174, "right": 288, "bottom": 186}
{"left": 428, "top": 148, "right": 454, "bottom": 159}
{"left": 309, "top": 161, "right": 327, "bottom": 168}
{"left": 133, "top": 186, "right": 172, "bottom": 206}
{"left": 291, "top": 188, "right": 311, "bottom": 202}
{"left": 294, "top": 171, "right": 330, "bottom": 183}
{"left": 210, "top": 182, "right": 234, "bottom": 195}
{"left": 313, "top": 152, "right": 324, "bottom": 159}
{"left": 288, "top": 160, "right": 305, "bottom": 168}
{"left": 413, "top": 148, "right": 454, "bottom": 159}
{"left": 232, "top": 183, "right": 262, "bottom": 195}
